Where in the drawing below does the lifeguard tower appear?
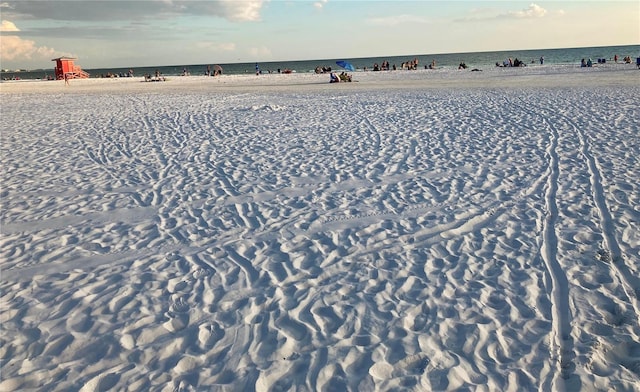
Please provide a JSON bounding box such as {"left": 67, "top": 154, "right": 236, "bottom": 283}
{"left": 52, "top": 57, "right": 89, "bottom": 80}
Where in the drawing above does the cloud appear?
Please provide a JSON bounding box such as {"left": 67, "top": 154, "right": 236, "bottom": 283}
{"left": 0, "top": 20, "right": 65, "bottom": 65}
{"left": 217, "top": 42, "right": 236, "bottom": 52}
{"left": 367, "top": 14, "right": 429, "bottom": 27}
{"left": 1, "top": 20, "right": 20, "bottom": 32}
{"left": 0, "top": 35, "right": 59, "bottom": 61}
{"left": 2, "top": 0, "right": 266, "bottom": 22}
{"left": 314, "top": 0, "right": 328, "bottom": 10}
{"left": 195, "top": 41, "right": 236, "bottom": 51}
{"left": 457, "top": 3, "right": 551, "bottom": 22}
{"left": 508, "top": 3, "right": 547, "bottom": 18}
{"left": 217, "top": 0, "right": 264, "bottom": 22}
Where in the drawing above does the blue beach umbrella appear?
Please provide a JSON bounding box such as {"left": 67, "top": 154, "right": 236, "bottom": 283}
{"left": 336, "top": 60, "right": 355, "bottom": 72}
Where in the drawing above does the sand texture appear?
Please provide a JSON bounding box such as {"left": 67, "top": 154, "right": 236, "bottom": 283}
{"left": 2, "top": 65, "right": 639, "bottom": 391}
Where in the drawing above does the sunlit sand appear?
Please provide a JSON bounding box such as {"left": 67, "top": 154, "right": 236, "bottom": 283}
{"left": 2, "top": 64, "right": 639, "bottom": 391}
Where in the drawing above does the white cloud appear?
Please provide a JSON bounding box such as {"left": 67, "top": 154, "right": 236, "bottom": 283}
{"left": 1, "top": 20, "right": 20, "bottom": 32}
{"left": 218, "top": 42, "right": 236, "bottom": 52}
{"left": 367, "top": 14, "right": 429, "bottom": 27}
{"left": 0, "top": 35, "right": 58, "bottom": 61}
{"left": 457, "top": 3, "right": 551, "bottom": 22}
{"left": 219, "top": 0, "right": 264, "bottom": 22}
{"left": 0, "top": 21, "right": 63, "bottom": 65}
{"left": 314, "top": 0, "right": 328, "bottom": 10}
{"left": 195, "top": 41, "right": 236, "bottom": 51}
{"left": 509, "top": 3, "right": 547, "bottom": 18}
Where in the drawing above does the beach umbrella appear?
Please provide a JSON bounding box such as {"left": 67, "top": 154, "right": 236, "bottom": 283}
{"left": 336, "top": 60, "right": 355, "bottom": 72}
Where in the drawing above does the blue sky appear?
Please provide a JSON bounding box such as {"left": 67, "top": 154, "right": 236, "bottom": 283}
{"left": 1, "top": 1, "right": 638, "bottom": 69}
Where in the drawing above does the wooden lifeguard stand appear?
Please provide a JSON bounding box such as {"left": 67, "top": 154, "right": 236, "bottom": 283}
{"left": 52, "top": 57, "right": 90, "bottom": 80}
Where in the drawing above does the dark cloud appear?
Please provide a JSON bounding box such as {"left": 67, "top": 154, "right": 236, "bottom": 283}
{"left": 2, "top": 0, "right": 264, "bottom": 22}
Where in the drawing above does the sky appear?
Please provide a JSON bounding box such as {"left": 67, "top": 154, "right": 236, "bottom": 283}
{"left": 1, "top": 1, "right": 639, "bottom": 70}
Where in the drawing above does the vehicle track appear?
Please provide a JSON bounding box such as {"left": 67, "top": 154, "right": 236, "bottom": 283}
{"left": 514, "top": 96, "right": 576, "bottom": 388}
{"left": 555, "top": 99, "right": 640, "bottom": 320}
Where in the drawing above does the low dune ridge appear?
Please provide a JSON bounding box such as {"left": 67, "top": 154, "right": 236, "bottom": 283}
{"left": 1, "top": 65, "right": 639, "bottom": 391}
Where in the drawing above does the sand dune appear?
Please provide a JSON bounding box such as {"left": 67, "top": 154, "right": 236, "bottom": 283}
{"left": 2, "top": 65, "right": 639, "bottom": 391}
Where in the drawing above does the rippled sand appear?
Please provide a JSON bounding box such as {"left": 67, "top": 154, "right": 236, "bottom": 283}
{"left": 2, "top": 65, "right": 639, "bottom": 391}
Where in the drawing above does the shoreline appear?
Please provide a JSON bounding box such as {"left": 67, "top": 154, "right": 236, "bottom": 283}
{"left": 3, "top": 43, "right": 638, "bottom": 82}
{"left": 2, "top": 63, "right": 638, "bottom": 94}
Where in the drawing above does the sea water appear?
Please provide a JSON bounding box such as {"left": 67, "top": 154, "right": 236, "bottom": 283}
{"left": 3, "top": 44, "right": 638, "bottom": 80}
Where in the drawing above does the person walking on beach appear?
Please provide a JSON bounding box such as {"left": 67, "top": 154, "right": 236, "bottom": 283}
{"left": 64, "top": 73, "right": 70, "bottom": 86}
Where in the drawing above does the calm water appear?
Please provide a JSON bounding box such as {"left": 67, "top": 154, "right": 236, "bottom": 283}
{"left": 3, "top": 44, "right": 638, "bottom": 80}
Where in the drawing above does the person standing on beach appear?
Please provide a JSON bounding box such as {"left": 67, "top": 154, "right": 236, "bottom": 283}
{"left": 64, "top": 73, "right": 70, "bottom": 85}
{"left": 540, "top": 56, "right": 544, "bottom": 65}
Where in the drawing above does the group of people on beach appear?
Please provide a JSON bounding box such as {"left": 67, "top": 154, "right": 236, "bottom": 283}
{"left": 315, "top": 66, "right": 333, "bottom": 74}
{"left": 329, "top": 72, "right": 352, "bottom": 83}
{"left": 205, "top": 65, "right": 222, "bottom": 76}
{"left": 613, "top": 55, "right": 634, "bottom": 64}
{"left": 581, "top": 58, "right": 594, "bottom": 68}
{"left": 496, "top": 58, "right": 527, "bottom": 67}
{"left": 365, "top": 59, "right": 421, "bottom": 71}
{"left": 318, "top": 57, "right": 430, "bottom": 75}
{"left": 369, "top": 61, "right": 392, "bottom": 71}
{"left": 365, "top": 58, "right": 437, "bottom": 72}
{"left": 144, "top": 69, "right": 166, "bottom": 82}
{"left": 401, "top": 59, "right": 419, "bottom": 70}
{"left": 97, "top": 69, "right": 135, "bottom": 78}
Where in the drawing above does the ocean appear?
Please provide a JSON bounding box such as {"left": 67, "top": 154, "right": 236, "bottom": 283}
{"left": 2, "top": 44, "right": 638, "bottom": 80}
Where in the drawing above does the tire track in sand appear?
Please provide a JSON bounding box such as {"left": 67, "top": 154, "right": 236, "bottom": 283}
{"left": 517, "top": 98, "right": 576, "bottom": 388}
{"left": 561, "top": 103, "right": 640, "bottom": 320}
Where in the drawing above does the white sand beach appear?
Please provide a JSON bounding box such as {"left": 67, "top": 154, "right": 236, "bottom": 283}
{"left": 1, "top": 64, "right": 639, "bottom": 391}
